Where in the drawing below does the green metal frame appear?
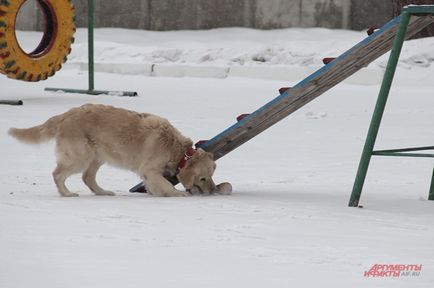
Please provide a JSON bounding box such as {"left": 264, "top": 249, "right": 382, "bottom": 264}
{"left": 349, "top": 6, "right": 434, "bottom": 207}
{"left": 45, "top": 0, "right": 137, "bottom": 96}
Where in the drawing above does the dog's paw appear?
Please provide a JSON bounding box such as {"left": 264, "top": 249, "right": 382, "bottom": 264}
{"left": 62, "top": 192, "right": 79, "bottom": 197}
{"left": 95, "top": 190, "right": 116, "bottom": 196}
{"left": 177, "top": 191, "right": 191, "bottom": 197}
{"left": 159, "top": 191, "right": 191, "bottom": 197}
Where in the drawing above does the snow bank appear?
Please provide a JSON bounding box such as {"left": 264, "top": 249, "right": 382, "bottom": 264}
{"left": 16, "top": 27, "right": 434, "bottom": 85}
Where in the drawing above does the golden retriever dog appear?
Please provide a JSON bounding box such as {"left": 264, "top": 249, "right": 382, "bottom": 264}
{"left": 8, "top": 104, "right": 217, "bottom": 197}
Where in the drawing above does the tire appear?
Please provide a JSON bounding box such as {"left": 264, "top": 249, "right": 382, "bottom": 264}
{"left": 0, "top": 0, "right": 75, "bottom": 81}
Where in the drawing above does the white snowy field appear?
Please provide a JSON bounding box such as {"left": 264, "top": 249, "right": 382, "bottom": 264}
{"left": 1, "top": 28, "right": 434, "bottom": 288}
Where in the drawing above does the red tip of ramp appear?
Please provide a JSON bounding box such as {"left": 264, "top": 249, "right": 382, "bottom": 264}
{"left": 279, "top": 87, "right": 291, "bottom": 94}
{"left": 236, "top": 114, "right": 250, "bottom": 122}
{"left": 195, "top": 140, "right": 208, "bottom": 148}
{"left": 367, "top": 26, "right": 380, "bottom": 36}
{"left": 322, "top": 57, "right": 336, "bottom": 65}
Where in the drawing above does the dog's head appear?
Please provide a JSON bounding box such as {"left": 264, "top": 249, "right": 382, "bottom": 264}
{"left": 177, "top": 149, "right": 216, "bottom": 194}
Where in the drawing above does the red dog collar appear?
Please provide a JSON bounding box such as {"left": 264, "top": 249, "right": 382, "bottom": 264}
{"left": 177, "top": 147, "right": 196, "bottom": 171}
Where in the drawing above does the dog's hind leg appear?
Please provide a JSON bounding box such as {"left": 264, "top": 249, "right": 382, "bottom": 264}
{"left": 52, "top": 163, "right": 80, "bottom": 197}
{"left": 53, "top": 138, "right": 91, "bottom": 197}
{"left": 82, "top": 160, "right": 115, "bottom": 196}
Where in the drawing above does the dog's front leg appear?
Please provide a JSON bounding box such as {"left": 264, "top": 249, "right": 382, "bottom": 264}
{"left": 142, "top": 172, "right": 189, "bottom": 197}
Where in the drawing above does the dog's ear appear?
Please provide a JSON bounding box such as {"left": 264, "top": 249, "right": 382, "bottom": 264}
{"left": 195, "top": 148, "right": 206, "bottom": 156}
{"left": 177, "top": 167, "right": 194, "bottom": 190}
{"left": 206, "top": 152, "right": 214, "bottom": 160}
{"left": 196, "top": 148, "right": 214, "bottom": 160}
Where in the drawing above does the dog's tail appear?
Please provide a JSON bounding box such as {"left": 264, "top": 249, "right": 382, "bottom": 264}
{"left": 8, "top": 114, "right": 63, "bottom": 144}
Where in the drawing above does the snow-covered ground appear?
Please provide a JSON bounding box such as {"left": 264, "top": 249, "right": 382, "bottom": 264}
{"left": 1, "top": 28, "right": 434, "bottom": 288}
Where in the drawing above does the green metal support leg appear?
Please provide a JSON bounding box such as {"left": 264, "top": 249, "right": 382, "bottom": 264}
{"left": 429, "top": 166, "right": 434, "bottom": 201}
{"left": 348, "top": 12, "right": 411, "bottom": 207}
{"left": 88, "top": 0, "right": 94, "bottom": 91}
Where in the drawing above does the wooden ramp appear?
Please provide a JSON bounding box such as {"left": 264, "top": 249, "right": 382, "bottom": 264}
{"left": 130, "top": 12, "right": 434, "bottom": 192}
{"left": 199, "top": 14, "right": 433, "bottom": 160}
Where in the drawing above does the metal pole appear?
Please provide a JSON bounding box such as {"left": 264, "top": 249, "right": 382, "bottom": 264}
{"left": 88, "top": 0, "right": 94, "bottom": 91}
{"left": 0, "top": 100, "right": 23, "bottom": 105}
{"left": 348, "top": 12, "right": 411, "bottom": 207}
{"left": 429, "top": 166, "right": 434, "bottom": 201}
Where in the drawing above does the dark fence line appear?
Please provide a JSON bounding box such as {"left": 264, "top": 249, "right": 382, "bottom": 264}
{"left": 17, "top": 0, "right": 393, "bottom": 31}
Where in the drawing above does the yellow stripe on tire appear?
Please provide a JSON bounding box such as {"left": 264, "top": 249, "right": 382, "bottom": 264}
{"left": 0, "top": 0, "right": 75, "bottom": 82}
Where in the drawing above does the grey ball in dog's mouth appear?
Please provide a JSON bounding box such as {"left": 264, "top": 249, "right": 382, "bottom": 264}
{"left": 215, "top": 182, "right": 232, "bottom": 195}
{"left": 189, "top": 182, "right": 232, "bottom": 195}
